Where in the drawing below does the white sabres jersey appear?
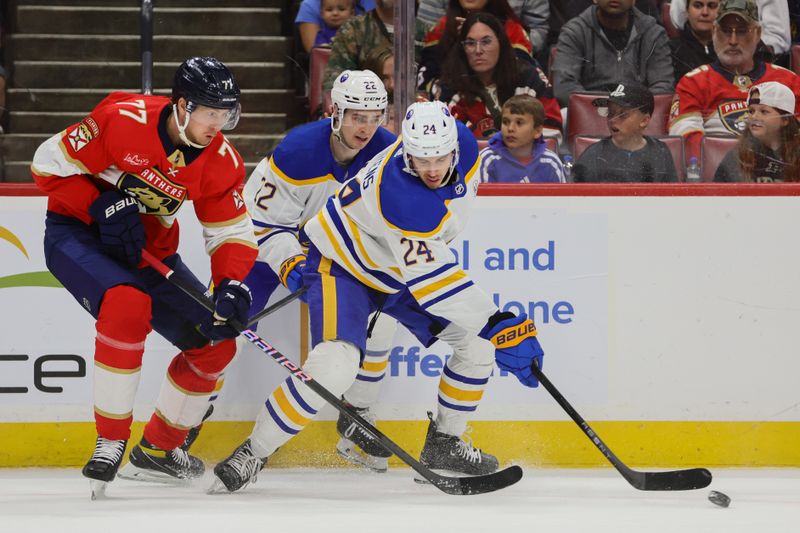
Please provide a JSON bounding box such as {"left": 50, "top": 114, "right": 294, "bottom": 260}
{"left": 243, "top": 118, "right": 395, "bottom": 275}
{"left": 303, "top": 121, "right": 497, "bottom": 336}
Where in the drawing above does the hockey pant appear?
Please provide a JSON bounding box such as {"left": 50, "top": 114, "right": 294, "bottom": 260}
{"left": 44, "top": 212, "right": 238, "bottom": 449}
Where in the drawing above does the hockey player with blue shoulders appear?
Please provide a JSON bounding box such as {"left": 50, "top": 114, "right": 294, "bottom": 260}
{"left": 212, "top": 101, "right": 544, "bottom": 493}
{"left": 189, "top": 70, "right": 400, "bottom": 473}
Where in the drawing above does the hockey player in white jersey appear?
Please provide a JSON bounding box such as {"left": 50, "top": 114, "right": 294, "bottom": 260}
{"left": 212, "top": 101, "right": 545, "bottom": 493}
{"left": 186, "top": 70, "right": 399, "bottom": 471}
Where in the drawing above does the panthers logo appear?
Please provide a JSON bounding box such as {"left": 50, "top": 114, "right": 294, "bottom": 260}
{"left": 718, "top": 100, "right": 749, "bottom": 135}
{"left": 117, "top": 167, "right": 187, "bottom": 216}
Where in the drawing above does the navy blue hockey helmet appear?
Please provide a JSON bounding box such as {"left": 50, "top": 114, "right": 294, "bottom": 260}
{"left": 172, "top": 57, "right": 241, "bottom": 129}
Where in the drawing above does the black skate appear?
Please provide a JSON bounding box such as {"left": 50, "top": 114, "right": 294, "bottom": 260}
{"left": 336, "top": 402, "right": 391, "bottom": 473}
{"left": 82, "top": 436, "right": 127, "bottom": 500}
{"left": 180, "top": 404, "right": 214, "bottom": 452}
{"left": 417, "top": 412, "right": 499, "bottom": 481}
{"left": 117, "top": 437, "right": 205, "bottom": 484}
{"left": 208, "top": 439, "right": 267, "bottom": 494}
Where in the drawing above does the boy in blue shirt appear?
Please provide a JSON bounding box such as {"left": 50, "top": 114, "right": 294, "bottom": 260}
{"left": 479, "top": 94, "right": 565, "bottom": 183}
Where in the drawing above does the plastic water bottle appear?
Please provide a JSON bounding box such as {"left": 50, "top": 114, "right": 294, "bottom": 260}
{"left": 562, "top": 155, "right": 573, "bottom": 182}
{"left": 686, "top": 156, "right": 701, "bottom": 183}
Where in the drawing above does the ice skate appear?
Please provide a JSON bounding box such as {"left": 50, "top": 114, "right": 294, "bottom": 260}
{"left": 209, "top": 439, "right": 267, "bottom": 494}
{"left": 415, "top": 412, "right": 499, "bottom": 483}
{"left": 82, "top": 436, "right": 127, "bottom": 500}
{"left": 180, "top": 404, "right": 214, "bottom": 452}
{"left": 335, "top": 403, "right": 391, "bottom": 473}
{"left": 117, "top": 437, "right": 204, "bottom": 484}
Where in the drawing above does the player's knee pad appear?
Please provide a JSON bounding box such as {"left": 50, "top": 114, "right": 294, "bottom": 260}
{"left": 182, "top": 338, "right": 238, "bottom": 379}
{"left": 366, "top": 312, "right": 397, "bottom": 352}
{"left": 97, "top": 284, "right": 152, "bottom": 342}
{"left": 303, "top": 340, "right": 361, "bottom": 398}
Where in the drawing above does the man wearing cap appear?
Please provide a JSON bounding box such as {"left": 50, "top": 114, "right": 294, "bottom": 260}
{"left": 573, "top": 82, "right": 678, "bottom": 182}
{"left": 668, "top": 0, "right": 800, "bottom": 163}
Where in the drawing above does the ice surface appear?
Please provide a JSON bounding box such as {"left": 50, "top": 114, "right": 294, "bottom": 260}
{"left": 0, "top": 468, "right": 798, "bottom": 533}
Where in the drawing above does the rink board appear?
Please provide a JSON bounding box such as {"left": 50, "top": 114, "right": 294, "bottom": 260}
{"left": 1, "top": 184, "right": 799, "bottom": 467}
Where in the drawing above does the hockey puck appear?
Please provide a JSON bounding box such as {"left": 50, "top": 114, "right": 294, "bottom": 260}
{"left": 708, "top": 490, "right": 731, "bottom": 508}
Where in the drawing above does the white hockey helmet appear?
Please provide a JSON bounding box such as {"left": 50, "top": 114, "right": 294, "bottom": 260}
{"left": 330, "top": 70, "right": 388, "bottom": 133}
{"left": 401, "top": 101, "right": 459, "bottom": 174}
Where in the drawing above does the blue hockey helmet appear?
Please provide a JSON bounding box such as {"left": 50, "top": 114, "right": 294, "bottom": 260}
{"left": 172, "top": 57, "right": 241, "bottom": 130}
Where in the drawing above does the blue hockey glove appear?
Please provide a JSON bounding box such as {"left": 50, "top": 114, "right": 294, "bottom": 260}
{"left": 88, "top": 190, "right": 145, "bottom": 267}
{"left": 201, "top": 279, "right": 252, "bottom": 341}
{"left": 279, "top": 254, "right": 307, "bottom": 294}
{"left": 479, "top": 311, "right": 544, "bottom": 388}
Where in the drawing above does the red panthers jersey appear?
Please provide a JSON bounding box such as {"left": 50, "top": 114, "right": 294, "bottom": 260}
{"left": 668, "top": 62, "right": 800, "bottom": 161}
{"left": 31, "top": 92, "right": 257, "bottom": 285}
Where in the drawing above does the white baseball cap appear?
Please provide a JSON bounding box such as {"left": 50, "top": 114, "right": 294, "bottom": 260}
{"left": 747, "top": 82, "right": 796, "bottom": 115}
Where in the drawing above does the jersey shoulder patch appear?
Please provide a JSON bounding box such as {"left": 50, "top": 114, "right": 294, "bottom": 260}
{"left": 378, "top": 156, "right": 449, "bottom": 237}
{"left": 271, "top": 119, "right": 334, "bottom": 182}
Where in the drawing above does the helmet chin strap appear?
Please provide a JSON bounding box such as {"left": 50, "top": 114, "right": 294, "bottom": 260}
{"left": 331, "top": 111, "right": 359, "bottom": 153}
{"left": 173, "top": 104, "right": 210, "bottom": 149}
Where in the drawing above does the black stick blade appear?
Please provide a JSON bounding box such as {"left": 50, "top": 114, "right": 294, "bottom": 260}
{"left": 633, "top": 467, "right": 713, "bottom": 491}
{"left": 430, "top": 465, "right": 524, "bottom": 495}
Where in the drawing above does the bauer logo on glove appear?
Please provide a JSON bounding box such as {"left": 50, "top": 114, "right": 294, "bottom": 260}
{"left": 479, "top": 311, "right": 545, "bottom": 388}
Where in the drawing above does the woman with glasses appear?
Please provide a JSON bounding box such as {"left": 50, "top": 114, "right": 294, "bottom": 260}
{"left": 423, "top": 12, "right": 562, "bottom": 140}
{"left": 417, "top": 0, "right": 535, "bottom": 94}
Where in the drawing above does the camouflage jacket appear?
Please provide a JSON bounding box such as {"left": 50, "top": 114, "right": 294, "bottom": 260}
{"left": 322, "top": 11, "right": 429, "bottom": 93}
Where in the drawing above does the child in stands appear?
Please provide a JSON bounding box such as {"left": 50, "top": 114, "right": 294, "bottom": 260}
{"left": 479, "top": 94, "right": 565, "bottom": 183}
{"left": 715, "top": 81, "right": 800, "bottom": 182}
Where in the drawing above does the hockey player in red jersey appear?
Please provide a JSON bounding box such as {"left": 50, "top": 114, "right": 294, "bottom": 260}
{"left": 30, "top": 57, "right": 257, "bottom": 497}
{"left": 669, "top": 0, "right": 800, "bottom": 163}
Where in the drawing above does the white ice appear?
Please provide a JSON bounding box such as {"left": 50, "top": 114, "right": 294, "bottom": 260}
{"left": 1, "top": 467, "right": 798, "bottom": 533}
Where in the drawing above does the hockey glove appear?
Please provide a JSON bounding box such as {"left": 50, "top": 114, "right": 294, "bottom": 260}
{"left": 201, "top": 279, "right": 252, "bottom": 341}
{"left": 279, "top": 254, "right": 307, "bottom": 294}
{"left": 479, "top": 311, "right": 544, "bottom": 388}
{"left": 88, "top": 190, "right": 146, "bottom": 267}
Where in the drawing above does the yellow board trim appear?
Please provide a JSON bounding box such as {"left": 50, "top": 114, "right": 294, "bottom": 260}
{"left": 1, "top": 421, "right": 798, "bottom": 468}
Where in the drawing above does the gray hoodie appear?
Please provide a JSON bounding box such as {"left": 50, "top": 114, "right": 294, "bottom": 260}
{"left": 552, "top": 6, "right": 674, "bottom": 107}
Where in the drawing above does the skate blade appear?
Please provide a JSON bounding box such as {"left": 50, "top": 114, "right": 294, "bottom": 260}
{"left": 206, "top": 478, "right": 232, "bottom": 495}
{"left": 89, "top": 479, "right": 109, "bottom": 500}
{"left": 117, "top": 462, "right": 193, "bottom": 486}
{"left": 336, "top": 438, "right": 388, "bottom": 473}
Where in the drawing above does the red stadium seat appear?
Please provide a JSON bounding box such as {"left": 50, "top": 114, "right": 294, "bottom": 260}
{"left": 309, "top": 47, "right": 332, "bottom": 118}
{"left": 656, "top": 135, "right": 686, "bottom": 181}
{"left": 792, "top": 45, "right": 800, "bottom": 76}
{"left": 572, "top": 135, "right": 603, "bottom": 160}
{"left": 648, "top": 93, "right": 674, "bottom": 136}
{"left": 701, "top": 135, "right": 738, "bottom": 182}
{"left": 662, "top": 2, "right": 679, "bottom": 39}
{"left": 566, "top": 93, "right": 610, "bottom": 151}
{"left": 477, "top": 140, "right": 489, "bottom": 150}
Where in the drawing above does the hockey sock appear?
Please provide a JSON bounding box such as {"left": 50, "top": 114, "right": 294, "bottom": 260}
{"left": 93, "top": 285, "right": 152, "bottom": 441}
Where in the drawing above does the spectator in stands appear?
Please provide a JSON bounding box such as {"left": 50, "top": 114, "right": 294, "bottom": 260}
{"left": 670, "top": 1, "right": 720, "bottom": 81}
{"left": 322, "top": 0, "right": 428, "bottom": 93}
{"left": 669, "top": 0, "right": 800, "bottom": 163}
{"left": 424, "top": 13, "right": 562, "bottom": 140}
{"left": 418, "top": 0, "right": 535, "bottom": 92}
{"left": 715, "top": 81, "right": 800, "bottom": 181}
{"left": 363, "top": 46, "right": 397, "bottom": 132}
{"left": 418, "top": 0, "right": 549, "bottom": 54}
{"left": 479, "top": 94, "right": 565, "bottom": 183}
{"left": 573, "top": 82, "right": 678, "bottom": 182}
{"left": 552, "top": 0, "right": 674, "bottom": 108}
{"left": 313, "top": 0, "right": 356, "bottom": 48}
{"left": 296, "top": 0, "right": 373, "bottom": 54}
{"left": 670, "top": 0, "right": 791, "bottom": 61}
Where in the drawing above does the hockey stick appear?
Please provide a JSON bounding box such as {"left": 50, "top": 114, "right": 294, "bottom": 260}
{"left": 247, "top": 286, "right": 307, "bottom": 327}
{"left": 530, "top": 363, "right": 712, "bottom": 491}
{"left": 142, "top": 250, "right": 522, "bottom": 495}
